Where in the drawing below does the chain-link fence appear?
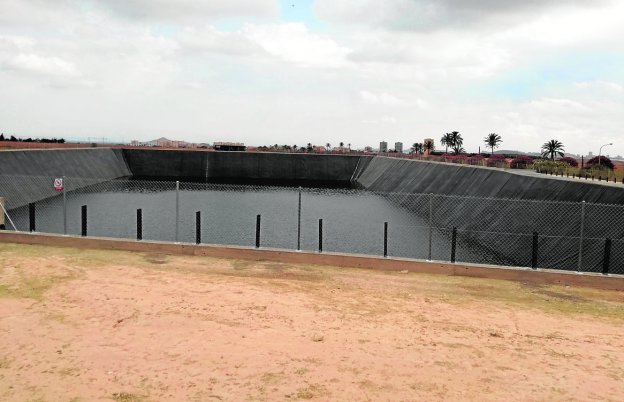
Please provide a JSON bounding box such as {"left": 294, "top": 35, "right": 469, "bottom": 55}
{"left": 1, "top": 176, "right": 623, "bottom": 275}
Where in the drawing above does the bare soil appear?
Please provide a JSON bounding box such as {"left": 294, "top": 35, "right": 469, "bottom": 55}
{"left": 1, "top": 243, "right": 623, "bottom": 401}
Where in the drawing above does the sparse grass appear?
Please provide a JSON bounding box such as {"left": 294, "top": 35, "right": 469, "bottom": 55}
{"left": 111, "top": 392, "right": 147, "bottom": 402}
{"left": 0, "top": 270, "right": 79, "bottom": 300}
{"left": 0, "top": 242, "right": 622, "bottom": 322}
{"left": 293, "top": 383, "right": 327, "bottom": 400}
{"left": 0, "top": 356, "right": 12, "bottom": 369}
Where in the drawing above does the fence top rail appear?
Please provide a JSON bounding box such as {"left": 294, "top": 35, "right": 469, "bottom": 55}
{"left": 2, "top": 174, "right": 624, "bottom": 210}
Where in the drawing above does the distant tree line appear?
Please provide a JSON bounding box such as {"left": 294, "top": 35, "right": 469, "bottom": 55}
{"left": 0, "top": 133, "right": 65, "bottom": 143}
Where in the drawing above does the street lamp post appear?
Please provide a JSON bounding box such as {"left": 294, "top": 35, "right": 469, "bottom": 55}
{"left": 598, "top": 143, "right": 613, "bottom": 167}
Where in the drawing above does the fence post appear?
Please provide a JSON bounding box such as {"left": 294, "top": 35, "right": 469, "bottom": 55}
{"left": 428, "top": 193, "right": 434, "bottom": 261}
{"left": 63, "top": 175, "right": 67, "bottom": 235}
{"left": 318, "top": 218, "right": 323, "bottom": 253}
{"left": 602, "top": 238, "right": 612, "bottom": 275}
{"left": 136, "top": 209, "right": 142, "bottom": 240}
{"left": 255, "top": 214, "right": 261, "bottom": 248}
{"left": 81, "top": 205, "right": 87, "bottom": 237}
{"left": 0, "top": 197, "right": 5, "bottom": 230}
{"left": 531, "top": 232, "right": 539, "bottom": 269}
{"left": 450, "top": 227, "right": 457, "bottom": 263}
{"left": 195, "top": 211, "right": 201, "bottom": 244}
{"left": 383, "top": 221, "right": 388, "bottom": 258}
{"left": 29, "top": 203, "right": 36, "bottom": 232}
{"left": 297, "top": 187, "right": 302, "bottom": 251}
{"left": 175, "top": 180, "right": 180, "bottom": 242}
{"left": 577, "top": 201, "right": 586, "bottom": 272}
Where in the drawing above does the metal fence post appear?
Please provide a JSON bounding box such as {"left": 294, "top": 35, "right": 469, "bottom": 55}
{"left": 81, "top": 205, "right": 87, "bottom": 237}
{"left": 450, "top": 227, "right": 457, "bottom": 263}
{"left": 175, "top": 180, "right": 180, "bottom": 242}
{"left": 63, "top": 175, "right": 67, "bottom": 235}
{"left": 577, "top": 201, "right": 586, "bottom": 272}
{"left": 195, "top": 211, "right": 201, "bottom": 244}
{"left": 318, "top": 218, "right": 323, "bottom": 253}
{"left": 531, "top": 232, "right": 539, "bottom": 269}
{"left": 0, "top": 197, "right": 5, "bottom": 230}
{"left": 136, "top": 209, "right": 142, "bottom": 240}
{"left": 255, "top": 214, "right": 261, "bottom": 248}
{"left": 428, "top": 193, "right": 434, "bottom": 261}
{"left": 29, "top": 203, "right": 36, "bottom": 232}
{"left": 297, "top": 187, "right": 302, "bottom": 251}
{"left": 602, "top": 238, "right": 612, "bottom": 275}
{"left": 383, "top": 221, "right": 388, "bottom": 258}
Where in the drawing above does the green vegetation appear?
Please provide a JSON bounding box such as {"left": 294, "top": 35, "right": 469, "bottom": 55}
{"left": 541, "top": 139, "right": 565, "bottom": 160}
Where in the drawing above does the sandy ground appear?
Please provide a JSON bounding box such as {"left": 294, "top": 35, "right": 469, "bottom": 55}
{"left": 0, "top": 244, "right": 623, "bottom": 402}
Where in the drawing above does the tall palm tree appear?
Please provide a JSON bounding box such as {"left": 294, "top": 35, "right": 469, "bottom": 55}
{"left": 411, "top": 143, "right": 424, "bottom": 155}
{"left": 449, "top": 131, "right": 463, "bottom": 154}
{"left": 484, "top": 133, "right": 502, "bottom": 155}
{"left": 424, "top": 139, "right": 435, "bottom": 154}
{"left": 440, "top": 133, "right": 453, "bottom": 153}
{"left": 541, "top": 140, "right": 565, "bottom": 160}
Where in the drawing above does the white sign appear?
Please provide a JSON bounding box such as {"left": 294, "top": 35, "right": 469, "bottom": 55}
{"left": 54, "top": 178, "right": 64, "bottom": 192}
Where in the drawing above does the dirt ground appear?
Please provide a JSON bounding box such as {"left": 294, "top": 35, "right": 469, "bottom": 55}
{"left": 0, "top": 243, "right": 623, "bottom": 402}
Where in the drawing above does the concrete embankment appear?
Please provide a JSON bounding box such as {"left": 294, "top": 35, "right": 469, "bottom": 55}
{"left": 0, "top": 148, "right": 130, "bottom": 209}
{"left": 356, "top": 157, "right": 624, "bottom": 273}
{"left": 122, "top": 149, "right": 367, "bottom": 183}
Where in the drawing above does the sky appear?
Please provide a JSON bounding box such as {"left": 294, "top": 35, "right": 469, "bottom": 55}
{"left": 0, "top": 0, "right": 623, "bottom": 156}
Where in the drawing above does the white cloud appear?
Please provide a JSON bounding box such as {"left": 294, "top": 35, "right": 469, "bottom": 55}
{"left": 99, "top": 0, "right": 277, "bottom": 21}
{"left": 177, "top": 26, "right": 262, "bottom": 56}
{"left": 242, "top": 23, "right": 351, "bottom": 68}
{"left": 0, "top": 0, "right": 622, "bottom": 157}
{"left": 314, "top": 0, "right": 613, "bottom": 32}
{"left": 360, "top": 90, "right": 403, "bottom": 106}
{"left": 2, "top": 53, "right": 78, "bottom": 77}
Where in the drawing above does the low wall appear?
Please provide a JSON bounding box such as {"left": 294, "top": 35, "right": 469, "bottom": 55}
{"left": 0, "top": 231, "right": 621, "bottom": 291}
{"left": 122, "top": 149, "right": 368, "bottom": 183}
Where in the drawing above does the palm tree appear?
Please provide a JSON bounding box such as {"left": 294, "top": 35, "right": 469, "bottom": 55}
{"left": 484, "top": 133, "right": 502, "bottom": 155}
{"left": 541, "top": 140, "right": 565, "bottom": 160}
{"left": 424, "top": 139, "right": 435, "bottom": 154}
{"left": 411, "top": 143, "right": 424, "bottom": 155}
{"left": 449, "top": 131, "right": 463, "bottom": 154}
{"left": 326, "top": 142, "right": 331, "bottom": 151}
{"left": 339, "top": 141, "right": 344, "bottom": 147}
{"left": 440, "top": 133, "right": 453, "bottom": 153}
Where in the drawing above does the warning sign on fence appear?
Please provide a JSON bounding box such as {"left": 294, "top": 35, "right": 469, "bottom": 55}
{"left": 54, "top": 178, "right": 63, "bottom": 192}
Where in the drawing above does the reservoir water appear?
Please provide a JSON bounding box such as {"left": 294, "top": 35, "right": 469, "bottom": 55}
{"left": 8, "top": 180, "right": 484, "bottom": 262}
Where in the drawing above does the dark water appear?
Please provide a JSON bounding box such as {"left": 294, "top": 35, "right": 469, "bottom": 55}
{"left": 8, "top": 181, "right": 482, "bottom": 262}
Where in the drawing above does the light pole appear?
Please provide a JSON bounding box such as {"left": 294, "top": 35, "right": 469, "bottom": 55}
{"left": 598, "top": 143, "right": 613, "bottom": 167}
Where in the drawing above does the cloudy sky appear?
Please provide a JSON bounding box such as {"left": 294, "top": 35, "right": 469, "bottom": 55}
{"left": 1, "top": 0, "right": 623, "bottom": 156}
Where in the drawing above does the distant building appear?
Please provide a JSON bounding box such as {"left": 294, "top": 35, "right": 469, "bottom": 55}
{"left": 394, "top": 142, "right": 403, "bottom": 153}
{"left": 213, "top": 142, "right": 246, "bottom": 151}
{"left": 379, "top": 141, "right": 388, "bottom": 153}
{"left": 588, "top": 151, "right": 593, "bottom": 157}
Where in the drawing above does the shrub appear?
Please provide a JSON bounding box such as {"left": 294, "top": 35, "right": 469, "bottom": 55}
{"left": 466, "top": 154, "right": 485, "bottom": 165}
{"left": 510, "top": 155, "right": 534, "bottom": 169}
{"left": 486, "top": 154, "right": 506, "bottom": 167}
{"left": 585, "top": 156, "right": 614, "bottom": 170}
{"left": 558, "top": 156, "right": 579, "bottom": 167}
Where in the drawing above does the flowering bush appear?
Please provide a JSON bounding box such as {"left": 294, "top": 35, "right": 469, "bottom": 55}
{"left": 558, "top": 156, "right": 579, "bottom": 167}
{"left": 486, "top": 154, "right": 506, "bottom": 167}
{"left": 510, "top": 155, "right": 534, "bottom": 169}
{"left": 585, "top": 156, "right": 614, "bottom": 170}
{"left": 466, "top": 154, "right": 485, "bottom": 165}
